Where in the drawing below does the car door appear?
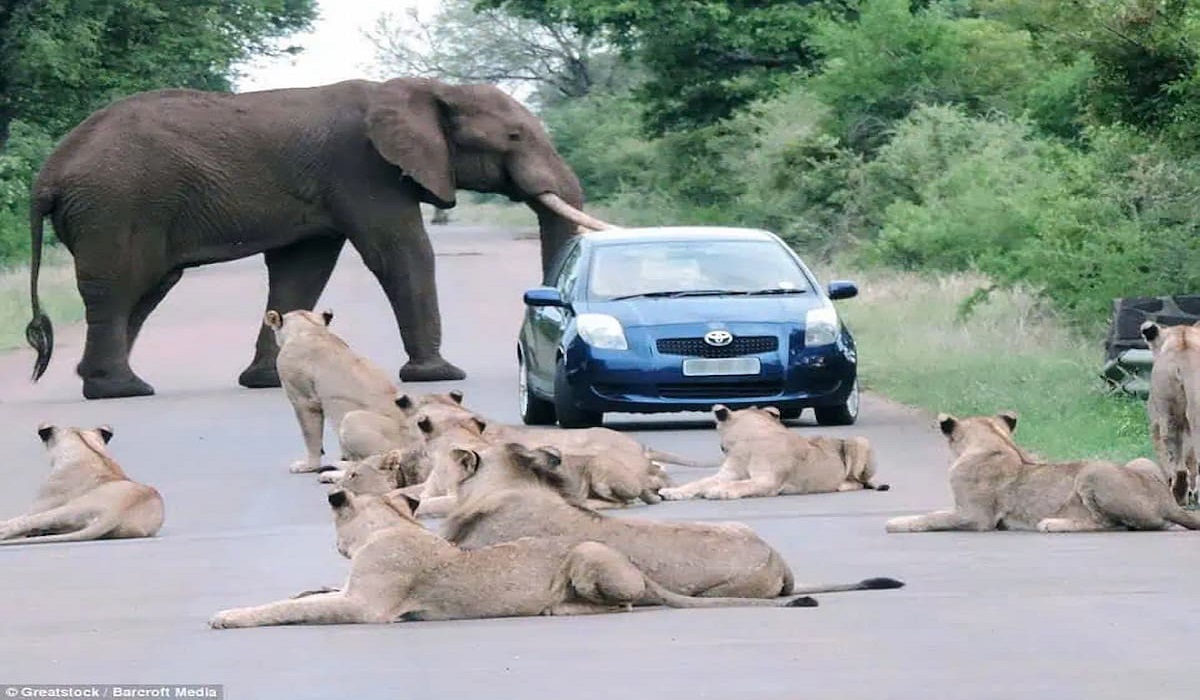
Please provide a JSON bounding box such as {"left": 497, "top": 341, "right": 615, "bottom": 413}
{"left": 528, "top": 241, "right": 583, "bottom": 391}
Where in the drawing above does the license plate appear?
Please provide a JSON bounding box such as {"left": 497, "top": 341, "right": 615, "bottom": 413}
{"left": 681, "top": 357, "right": 762, "bottom": 377}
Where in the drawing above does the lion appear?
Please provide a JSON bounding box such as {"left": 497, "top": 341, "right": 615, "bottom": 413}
{"left": 885, "top": 411, "right": 1200, "bottom": 533}
{"left": 659, "top": 405, "right": 887, "bottom": 501}
{"left": 319, "top": 446, "right": 431, "bottom": 495}
{"left": 208, "top": 489, "right": 818, "bottom": 629}
{"left": 482, "top": 423, "right": 680, "bottom": 506}
{"left": 0, "top": 424, "right": 164, "bottom": 545}
{"left": 441, "top": 442, "right": 905, "bottom": 598}
{"left": 1140, "top": 320, "right": 1200, "bottom": 505}
{"left": 266, "top": 309, "right": 415, "bottom": 473}
{"left": 400, "top": 409, "right": 492, "bottom": 518}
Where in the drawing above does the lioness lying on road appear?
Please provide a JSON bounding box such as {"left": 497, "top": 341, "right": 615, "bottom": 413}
{"left": 482, "top": 423, "right": 682, "bottom": 506}
{"left": 0, "top": 424, "right": 164, "bottom": 545}
{"left": 267, "top": 309, "right": 415, "bottom": 474}
{"left": 886, "top": 411, "right": 1200, "bottom": 533}
{"left": 659, "top": 405, "right": 887, "bottom": 501}
{"left": 1140, "top": 321, "right": 1200, "bottom": 506}
{"left": 208, "top": 489, "right": 817, "bottom": 629}
{"left": 442, "top": 442, "right": 904, "bottom": 598}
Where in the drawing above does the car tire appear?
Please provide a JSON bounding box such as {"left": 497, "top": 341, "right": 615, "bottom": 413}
{"left": 554, "top": 358, "right": 603, "bottom": 428}
{"left": 778, "top": 408, "right": 804, "bottom": 421}
{"left": 814, "top": 379, "right": 860, "bottom": 426}
{"left": 518, "top": 350, "right": 556, "bottom": 426}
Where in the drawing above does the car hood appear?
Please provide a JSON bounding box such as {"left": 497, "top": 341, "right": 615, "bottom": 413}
{"left": 581, "top": 295, "right": 824, "bottom": 328}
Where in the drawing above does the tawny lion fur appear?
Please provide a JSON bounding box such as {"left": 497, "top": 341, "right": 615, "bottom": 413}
{"left": 266, "top": 309, "right": 412, "bottom": 474}
{"left": 441, "top": 442, "right": 904, "bottom": 599}
{"left": 886, "top": 411, "right": 1200, "bottom": 533}
{"left": 1141, "top": 321, "right": 1200, "bottom": 506}
{"left": 0, "top": 424, "right": 164, "bottom": 545}
{"left": 208, "top": 489, "right": 816, "bottom": 629}
{"left": 660, "top": 405, "right": 886, "bottom": 501}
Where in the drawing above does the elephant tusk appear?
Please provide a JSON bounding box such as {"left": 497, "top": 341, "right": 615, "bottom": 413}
{"left": 535, "top": 193, "right": 614, "bottom": 231}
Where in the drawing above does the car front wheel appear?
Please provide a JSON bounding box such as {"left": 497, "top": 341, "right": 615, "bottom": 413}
{"left": 814, "top": 379, "right": 860, "bottom": 426}
{"left": 554, "top": 359, "right": 603, "bottom": 428}
{"left": 518, "top": 350, "right": 557, "bottom": 426}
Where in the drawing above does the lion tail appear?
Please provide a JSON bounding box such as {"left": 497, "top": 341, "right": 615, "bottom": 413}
{"left": 645, "top": 448, "right": 719, "bottom": 469}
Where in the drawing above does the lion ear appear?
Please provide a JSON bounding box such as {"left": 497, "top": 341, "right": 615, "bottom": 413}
{"left": 320, "top": 309, "right": 334, "bottom": 326}
{"left": 937, "top": 413, "right": 957, "bottom": 435}
{"left": 96, "top": 425, "right": 114, "bottom": 444}
{"left": 713, "top": 404, "right": 731, "bottom": 422}
{"left": 1140, "top": 321, "right": 1160, "bottom": 343}
{"left": 327, "top": 490, "right": 349, "bottom": 509}
{"left": 400, "top": 494, "right": 421, "bottom": 513}
{"left": 449, "top": 389, "right": 464, "bottom": 404}
{"left": 264, "top": 310, "right": 282, "bottom": 329}
{"left": 416, "top": 414, "right": 434, "bottom": 434}
{"left": 763, "top": 406, "right": 781, "bottom": 420}
{"left": 394, "top": 393, "right": 413, "bottom": 410}
{"left": 471, "top": 417, "right": 487, "bottom": 433}
{"left": 450, "top": 447, "right": 480, "bottom": 477}
{"left": 997, "top": 411, "right": 1018, "bottom": 432}
{"left": 36, "top": 423, "right": 54, "bottom": 443}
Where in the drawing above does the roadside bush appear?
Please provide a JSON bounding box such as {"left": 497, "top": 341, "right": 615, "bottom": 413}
{"left": 0, "top": 121, "right": 55, "bottom": 263}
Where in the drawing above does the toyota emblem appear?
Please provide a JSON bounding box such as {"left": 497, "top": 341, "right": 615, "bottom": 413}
{"left": 704, "top": 330, "right": 733, "bottom": 347}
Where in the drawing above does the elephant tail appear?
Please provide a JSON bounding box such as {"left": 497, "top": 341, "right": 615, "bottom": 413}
{"left": 26, "top": 189, "right": 56, "bottom": 381}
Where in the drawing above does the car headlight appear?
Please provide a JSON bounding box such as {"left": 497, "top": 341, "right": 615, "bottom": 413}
{"left": 577, "top": 313, "right": 628, "bottom": 350}
{"left": 805, "top": 306, "right": 841, "bottom": 346}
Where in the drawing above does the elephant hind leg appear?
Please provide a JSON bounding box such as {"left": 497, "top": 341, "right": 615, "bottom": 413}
{"left": 239, "top": 234, "right": 345, "bottom": 389}
{"left": 75, "top": 262, "right": 170, "bottom": 399}
{"left": 127, "top": 269, "right": 183, "bottom": 348}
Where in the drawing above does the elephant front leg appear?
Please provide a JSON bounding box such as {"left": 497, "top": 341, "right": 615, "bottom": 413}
{"left": 343, "top": 209, "right": 465, "bottom": 383}
{"left": 240, "top": 235, "right": 346, "bottom": 389}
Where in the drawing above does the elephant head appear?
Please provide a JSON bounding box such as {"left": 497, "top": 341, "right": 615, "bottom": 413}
{"left": 365, "top": 78, "right": 612, "bottom": 278}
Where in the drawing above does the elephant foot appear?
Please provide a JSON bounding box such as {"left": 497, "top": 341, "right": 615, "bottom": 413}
{"left": 238, "top": 363, "right": 281, "bottom": 389}
{"left": 81, "top": 374, "right": 155, "bottom": 400}
{"left": 399, "top": 357, "right": 467, "bottom": 382}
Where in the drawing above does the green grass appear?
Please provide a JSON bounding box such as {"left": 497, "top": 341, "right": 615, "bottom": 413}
{"left": 0, "top": 247, "right": 82, "bottom": 350}
{"left": 833, "top": 263, "right": 1152, "bottom": 462}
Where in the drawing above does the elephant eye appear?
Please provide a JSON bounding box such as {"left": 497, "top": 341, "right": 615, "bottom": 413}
{"left": 508, "top": 131, "right": 521, "bottom": 141}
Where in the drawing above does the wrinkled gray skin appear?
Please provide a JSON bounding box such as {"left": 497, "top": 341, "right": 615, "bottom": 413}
{"left": 26, "top": 77, "right": 600, "bottom": 400}
{"left": 443, "top": 443, "right": 906, "bottom": 599}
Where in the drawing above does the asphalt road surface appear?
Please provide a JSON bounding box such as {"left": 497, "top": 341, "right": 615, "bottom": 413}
{"left": 0, "top": 225, "right": 1194, "bottom": 700}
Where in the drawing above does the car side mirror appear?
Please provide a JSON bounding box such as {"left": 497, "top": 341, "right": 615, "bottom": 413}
{"left": 524, "top": 286, "right": 568, "bottom": 308}
{"left": 827, "top": 281, "right": 858, "bottom": 300}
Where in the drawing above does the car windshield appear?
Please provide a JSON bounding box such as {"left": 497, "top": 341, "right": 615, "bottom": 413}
{"left": 586, "top": 239, "right": 813, "bottom": 300}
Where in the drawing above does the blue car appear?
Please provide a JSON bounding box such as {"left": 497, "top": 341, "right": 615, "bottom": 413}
{"left": 517, "top": 226, "right": 860, "bottom": 428}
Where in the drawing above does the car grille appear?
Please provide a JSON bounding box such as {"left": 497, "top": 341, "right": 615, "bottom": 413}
{"left": 658, "top": 381, "right": 784, "bottom": 399}
{"left": 656, "top": 335, "right": 778, "bottom": 358}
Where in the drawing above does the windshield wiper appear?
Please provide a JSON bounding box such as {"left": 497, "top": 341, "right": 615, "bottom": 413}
{"left": 738, "top": 288, "right": 808, "bottom": 296}
{"left": 608, "top": 289, "right": 738, "bottom": 301}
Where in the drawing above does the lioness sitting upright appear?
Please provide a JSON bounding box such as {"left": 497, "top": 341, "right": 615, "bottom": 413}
{"left": 267, "top": 309, "right": 414, "bottom": 473}
{"left": 0, "top": 424, "right": 164, "bottom": 545}
{"left": 886, "top": 411, "right": 1200, "bottom": 533}
{"left": 442, "top": 442, "right": 904, "bottom": 598}
{"left": 208, "top": 489, "right": 816, "bottom": 629}
{"left": 1140, "top": 321, "right": 1200, "bottom": 505}
{"left": 659, "top": 405, "right": 887, "bottom": 501}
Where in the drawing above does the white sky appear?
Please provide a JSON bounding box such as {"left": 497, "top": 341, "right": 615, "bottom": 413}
{"left": 235, "top": 0, "right": 443, "bottom": 92}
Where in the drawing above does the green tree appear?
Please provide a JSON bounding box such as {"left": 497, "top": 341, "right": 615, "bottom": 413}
{"left": 0, "top": 0, "right": 316, "bottom": 149}
{"left": 369, "top": 0, "right": 633, "bottom": 106}
{"left": 478, "top": 0, "right": 848, "bottom": 133}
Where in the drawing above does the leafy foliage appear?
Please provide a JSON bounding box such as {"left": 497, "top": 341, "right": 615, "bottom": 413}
{"left": 0, "top": 0, "right": 316, "bottom": 146}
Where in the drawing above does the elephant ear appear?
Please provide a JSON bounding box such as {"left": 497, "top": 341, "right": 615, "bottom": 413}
{"left": 366, "top": 78, "right": 456, "bottom": 208}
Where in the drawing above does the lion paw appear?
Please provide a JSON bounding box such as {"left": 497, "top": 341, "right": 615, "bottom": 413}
{"left": 289, "top": 459, "right": 321, "bottom": 474}
{"left": 208, "top": 612, "right": 237, "bottom": 629}
{"left": 657, "top": 488, "right": 690, "bottom": 501}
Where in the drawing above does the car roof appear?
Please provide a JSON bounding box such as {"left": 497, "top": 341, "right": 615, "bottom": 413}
{"left": 580, "top": 226, "right": 781, "bottom": 245}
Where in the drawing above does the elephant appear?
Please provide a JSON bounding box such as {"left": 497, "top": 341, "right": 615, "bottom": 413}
{"left": 24, "top": 77, "right": 611, "bottom": 400}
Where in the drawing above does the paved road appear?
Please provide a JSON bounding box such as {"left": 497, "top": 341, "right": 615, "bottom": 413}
{"left": 0, "top": 225, "right": 1193, "bottom": 700}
